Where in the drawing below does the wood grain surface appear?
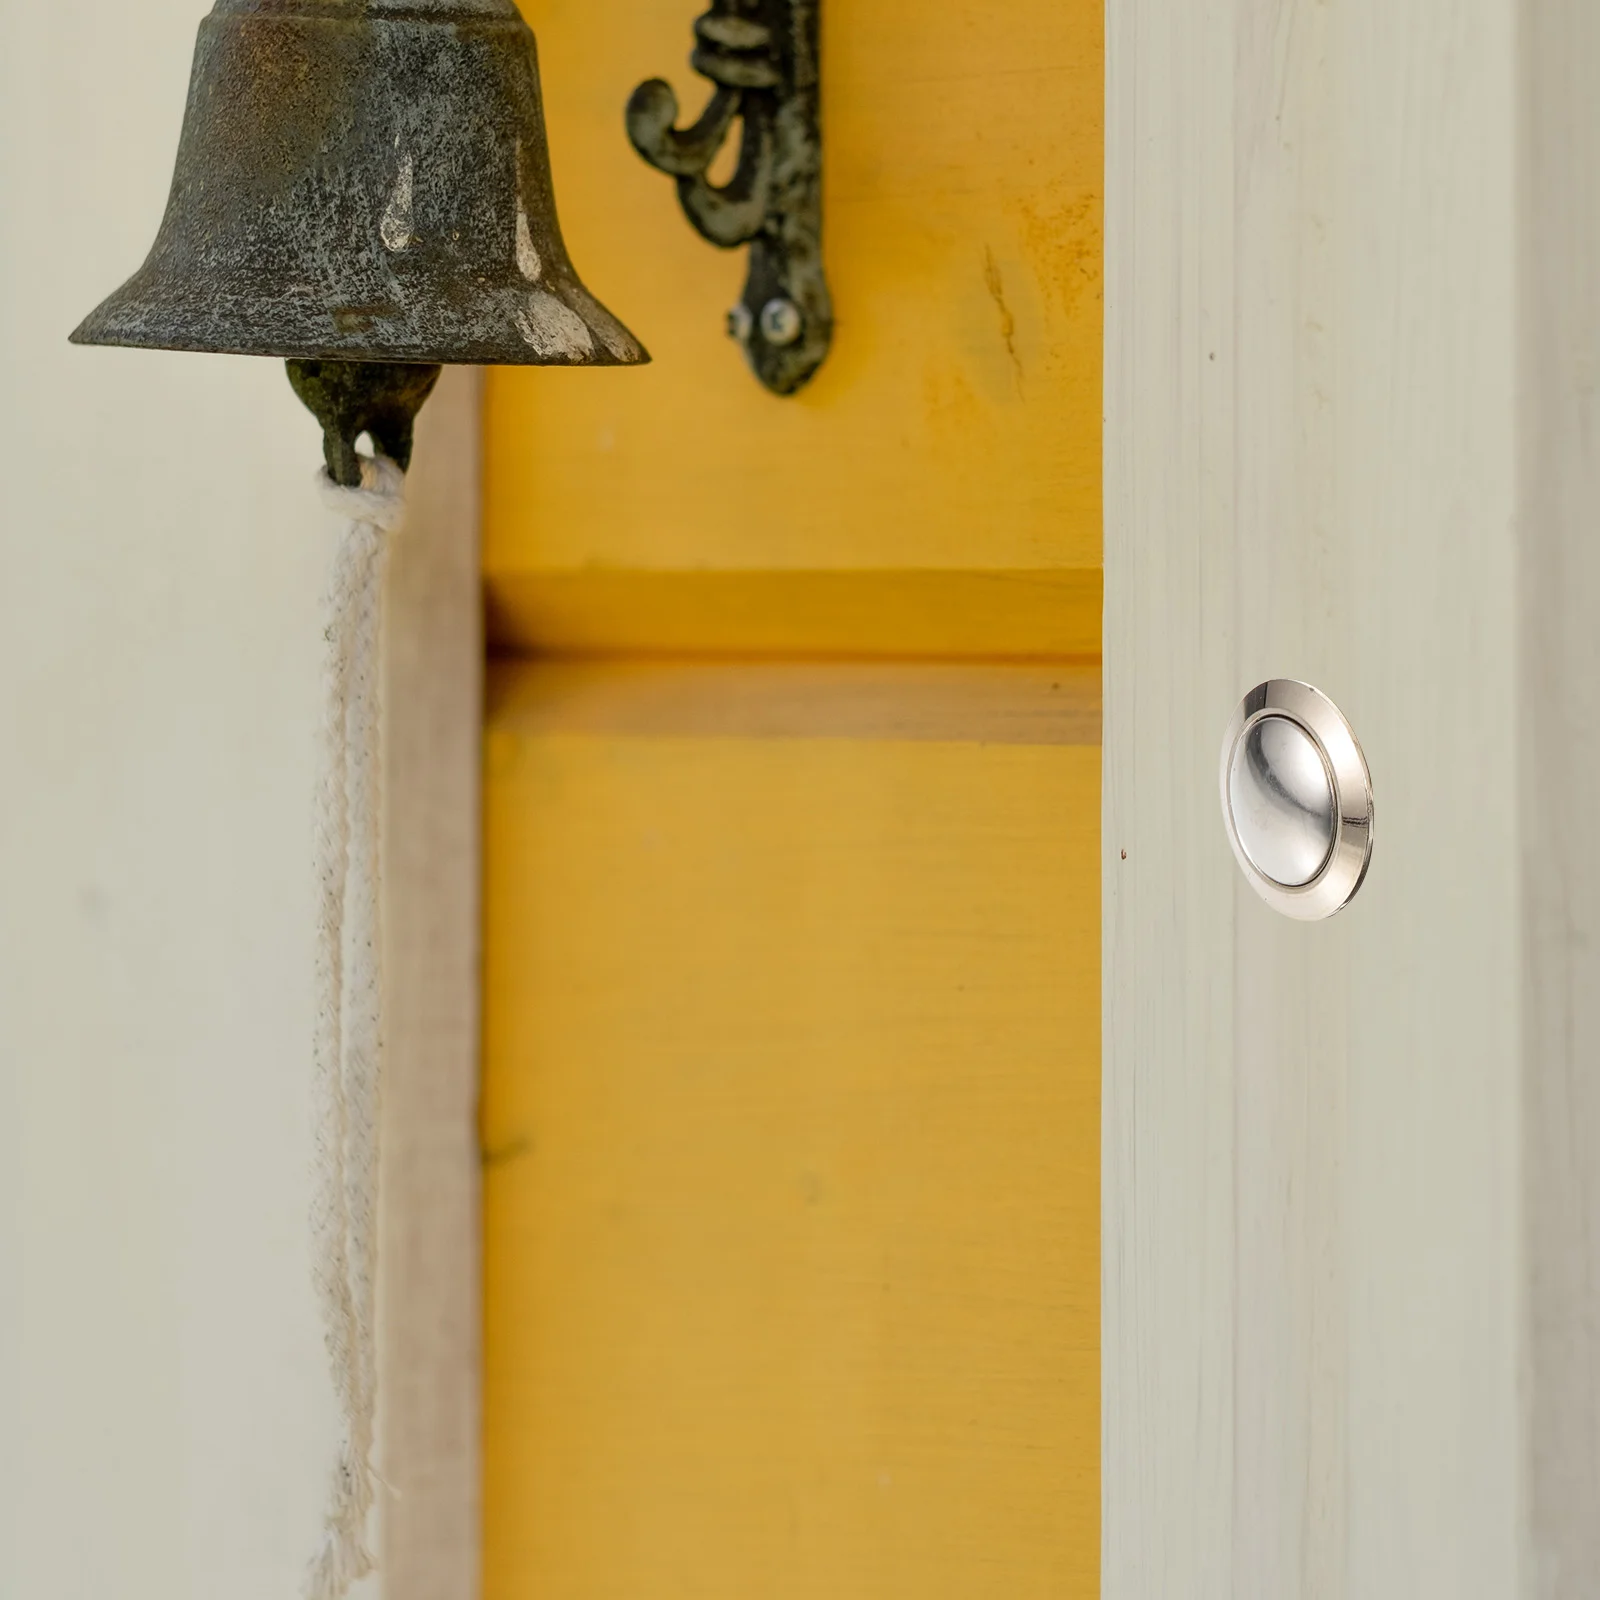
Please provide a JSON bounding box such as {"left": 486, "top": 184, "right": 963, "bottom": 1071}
{"left": 484, "top": 0, "right": 1103, "bottom": 653}
{"left": 1100, "top": 0, "right": 1596, "bottom": 1594}
{"left": 479, "top": 2, "right": 1104, "bottom": 1595}
{"left": 381, "top": 368, "right": 485, "bottom": 1600}
{"left": 1520, "top": 1, "right": 1600, "bottom": 1584}
{"left": 483, "top": 663, "right": 1100, "bottom": 1600}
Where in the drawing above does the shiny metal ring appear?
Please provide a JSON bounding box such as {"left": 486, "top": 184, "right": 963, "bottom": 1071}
{"left": 1219, "top": 679, "right": 1374, "bottom": 921}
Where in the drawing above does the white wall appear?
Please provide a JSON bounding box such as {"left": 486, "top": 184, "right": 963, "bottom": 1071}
{"left": 0, "top": 3, "right": 353, "bottom": 1594}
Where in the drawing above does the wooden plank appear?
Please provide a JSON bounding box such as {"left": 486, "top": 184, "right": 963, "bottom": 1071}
{"left": 482, "top": 661, "right": 1100, "bottom": 1600}
{"left": 486, "top": 658, "right": 1100, "bottom": 746}
{"left": 1102, "top": 2, "right": 1238, "bottom": 1590}
{"left": 1520, "top": 0, "right": 1600, "bottom": 1582}
{"left": 380, "top": 367, "right": 484, "bottom": 1600}
{"left": 485, "top": 0, "right": 1102, "bottom": 604}
{"left": 487, "top": 569, "right": 1101, "bottom": 661}
{"left": 1106, "top": 0, "right": 1524, "bottom": 1595}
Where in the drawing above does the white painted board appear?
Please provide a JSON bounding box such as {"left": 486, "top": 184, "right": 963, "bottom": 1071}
{"left": 1105, "top": 0, "right": 1597, "bottom": 1594}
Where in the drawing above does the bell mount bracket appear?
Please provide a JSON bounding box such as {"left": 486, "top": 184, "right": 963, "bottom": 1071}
{"left": 626, "top": 0, "right": 831, "bottom": 396}
{"left": 286, "top": 360, "right": 443, "bottom": 488}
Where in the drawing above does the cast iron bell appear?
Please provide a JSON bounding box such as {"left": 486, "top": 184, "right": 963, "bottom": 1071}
{"left": 72, "top": 0, "right": 647, "bottom": 483}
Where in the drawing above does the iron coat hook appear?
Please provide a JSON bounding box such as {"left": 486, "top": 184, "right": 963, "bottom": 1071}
{"left": 627, "top": 0, "right": 832, "bottom": 396}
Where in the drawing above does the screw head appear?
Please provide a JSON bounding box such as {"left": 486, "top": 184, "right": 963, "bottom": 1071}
{"left": 726, "top": 304, "right": 754, "bottom": 343}
{"left": 759, "top": 297, "right": 804, "bottom": 347}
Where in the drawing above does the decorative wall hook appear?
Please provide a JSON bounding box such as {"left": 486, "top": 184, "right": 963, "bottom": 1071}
{"left": 627, "top": 0, "right": 831, "bottom": 396}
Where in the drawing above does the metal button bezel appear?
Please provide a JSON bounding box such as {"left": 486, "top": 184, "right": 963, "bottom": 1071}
{"left": 1219, "top": 679, "right": 1374, "bottom": 921}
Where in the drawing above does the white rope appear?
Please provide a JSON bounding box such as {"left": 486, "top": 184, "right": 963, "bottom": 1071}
{"left": 307, "top": 452, "right": 406, "bottom": 1600}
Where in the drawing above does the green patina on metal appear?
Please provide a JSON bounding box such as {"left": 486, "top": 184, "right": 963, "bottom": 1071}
{"left": 286, "top": 359, "right": 442, "bottom": 486}
{"left": 72, "top": 0, "right": 647, "bottom": 479}
{"left": 627, "top": 0, "right": 831, "bottom": 397}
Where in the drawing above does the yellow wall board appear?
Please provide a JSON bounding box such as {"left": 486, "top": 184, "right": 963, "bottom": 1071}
{"left": 485, "top": 0, "right": 1104, "bottom": 623}
{"left": 486, "top": 568, "right": 1103, "bottom": 660}
{"left": 484, "top": 657, "right": 1101, "bottom": 745}
{"left": 482, "top": 1, "right": 1104, "bottom": 1589}
{"left": 482, "top": 661, "right": 1101, "bottom": 1600}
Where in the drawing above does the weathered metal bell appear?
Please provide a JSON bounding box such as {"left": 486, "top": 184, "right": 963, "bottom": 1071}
{"left": 72, "top": 0, "right": 647, "bottom": 481}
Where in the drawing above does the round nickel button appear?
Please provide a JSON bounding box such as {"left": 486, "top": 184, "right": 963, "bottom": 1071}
{"left": 1220, "top": 681, "right": 1373, "bottom": 920}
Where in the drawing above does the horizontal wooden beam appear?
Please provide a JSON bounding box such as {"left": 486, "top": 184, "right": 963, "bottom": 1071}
{"left": 486, "top": 568, "right": 1102, "bottom": 661}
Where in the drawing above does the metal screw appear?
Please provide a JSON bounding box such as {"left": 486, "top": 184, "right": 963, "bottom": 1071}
{"left": 759, "top": 297, "right": 803, "bottom": 347}
{"left": 726, "top": 303, "right": 754, "bottom": 343}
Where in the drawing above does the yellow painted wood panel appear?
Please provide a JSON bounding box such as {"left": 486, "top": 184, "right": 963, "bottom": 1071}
{"left": 482, "top": 662, "right": 1100, "bottom": 1599}
{"left": 487, "top": 569, "right": 1102, "bottom": 660}
{"left": 484, "top": 0, "right": 1103, "bottom": 653}
{"left": 484, "top": 658, "right": 1101, "bottom": 745}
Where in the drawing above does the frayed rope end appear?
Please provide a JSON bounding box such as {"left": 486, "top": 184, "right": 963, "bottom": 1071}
{"left": 303, "top": 1440, "right": 378, "bottom": 1599}
{"left": 317, "top": 454, "right": 407, "bottom": 534}
{"left": 304, "top": 1518, "right": 377, "bottom": 1600}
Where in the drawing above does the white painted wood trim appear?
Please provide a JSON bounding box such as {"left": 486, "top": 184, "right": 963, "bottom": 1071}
{"left": 1520, "top": 5, "right": 1600, "bottom": 1588}
{"left": 380, "top": 366, "right": 484, "bottom": 1600}
{"left": 1102, "top": 0, "right": 1600, "bottom": 1592}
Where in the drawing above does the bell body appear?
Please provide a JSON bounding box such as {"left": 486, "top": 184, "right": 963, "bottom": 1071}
{"left": 72, "top": 0, "right": 646, "bottom": 368}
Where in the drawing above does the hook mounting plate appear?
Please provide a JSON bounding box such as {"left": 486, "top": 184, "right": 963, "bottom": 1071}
{"left": 627, "top": 0, "right": 832, "bottom": 396}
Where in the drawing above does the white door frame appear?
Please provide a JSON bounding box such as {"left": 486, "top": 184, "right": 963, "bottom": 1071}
{"left": 379, "top": 367, "right": 484, "bottom": 1600}
{"left": 1105, "top": 1, "right": 1600, "bottom": 1594}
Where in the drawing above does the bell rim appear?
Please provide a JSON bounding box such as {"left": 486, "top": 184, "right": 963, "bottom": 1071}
{"left": 67, "top": 320, "right": 652, "bottom": 368}
{"left": 69, "top": 276, "right": 652, "bottom": 369}
{"left": 68, "top": 0, "right": 655, "bottom": 372}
